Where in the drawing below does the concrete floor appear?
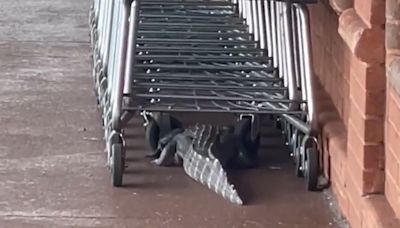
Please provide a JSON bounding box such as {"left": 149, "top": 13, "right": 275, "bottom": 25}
{"left": 0, "top": 0, "right": 343, "bottom": 227}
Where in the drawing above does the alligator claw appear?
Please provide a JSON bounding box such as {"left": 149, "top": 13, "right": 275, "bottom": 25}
{"left": 151, "top": 158, "right": 161, "bottom": 165}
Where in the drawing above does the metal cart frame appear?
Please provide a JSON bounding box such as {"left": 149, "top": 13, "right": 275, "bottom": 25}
{"left": 89, "top": 0, "right": 320, "bottom": 190}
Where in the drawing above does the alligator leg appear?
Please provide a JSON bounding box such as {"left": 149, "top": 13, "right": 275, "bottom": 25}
{"left": 152, "top": 140, "right": 177, "bottom": 166}
{"left": 146, "top": 128, "right": 184, "bottom": 158}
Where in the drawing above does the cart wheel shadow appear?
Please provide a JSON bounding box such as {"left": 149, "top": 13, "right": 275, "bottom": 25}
{"left": 226, "top": 124, "right": 294, "bottom": 205}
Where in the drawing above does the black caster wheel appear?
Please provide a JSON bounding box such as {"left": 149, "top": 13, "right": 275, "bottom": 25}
{"left": 111, "top": 143, "right": 124, "bottom": 187}
{"left": 304, "top": 146, "right": 319, "bottom": 191}
{"left": 145, "top": 114, "right": 182, "bottom": 153}
{"left": 233, "top": 118, "right": 261, "bottom": 169}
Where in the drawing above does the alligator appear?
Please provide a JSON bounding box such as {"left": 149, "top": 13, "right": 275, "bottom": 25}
{"left": 148, "top": 124, "right": 260, "bottom": 205}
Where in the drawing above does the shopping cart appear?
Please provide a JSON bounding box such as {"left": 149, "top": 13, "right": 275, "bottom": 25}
{"left": 89, "top": 0, "right": 320, "bottom": 191}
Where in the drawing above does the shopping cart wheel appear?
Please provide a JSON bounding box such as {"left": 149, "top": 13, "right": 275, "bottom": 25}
{"left": 234, "top": 118, "right": 260, "bottom": 169}
{"left": 111, "top": 143, "right": 124, "bottom": 187}
{"left": 304, "top": 145, "right": 319, "bottom": 191}
{"left": 145, "top": 114, "right": 182, "bottom": 153}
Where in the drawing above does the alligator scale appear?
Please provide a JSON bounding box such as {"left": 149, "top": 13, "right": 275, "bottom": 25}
{"left": 148, "top": 123, "right": 260, "bottom": 205}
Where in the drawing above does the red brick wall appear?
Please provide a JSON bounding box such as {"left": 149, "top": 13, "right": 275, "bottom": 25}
{"left": 309, "top": 0, "right": 400, "bottom": 227}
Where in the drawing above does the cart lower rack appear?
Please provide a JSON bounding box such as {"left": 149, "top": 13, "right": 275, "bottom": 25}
{"left": 89, "top": 0, "right": 320, "bottom": 191}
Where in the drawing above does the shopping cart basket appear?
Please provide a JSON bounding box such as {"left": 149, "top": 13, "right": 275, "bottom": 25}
{"left": 89, "top": 0, "right": 320, "bottom": 190}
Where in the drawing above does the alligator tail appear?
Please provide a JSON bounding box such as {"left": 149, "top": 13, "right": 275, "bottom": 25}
{"left": 183, "top": 147, "right": 243, "bottom": 205}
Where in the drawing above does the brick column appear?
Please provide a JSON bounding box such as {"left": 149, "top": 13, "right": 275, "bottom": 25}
{"left": 338, "top": 0, "right": 386, "bottom": 227}
{"left": 340, "top": 0, "right": 385, "bottom": 188}
{"left": 311, "top": 0, "right": 400, "bottom": 226}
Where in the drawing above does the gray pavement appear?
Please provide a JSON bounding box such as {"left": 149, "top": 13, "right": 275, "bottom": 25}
{"left": 0, "top": 0, "right": 341, "bottom": 227}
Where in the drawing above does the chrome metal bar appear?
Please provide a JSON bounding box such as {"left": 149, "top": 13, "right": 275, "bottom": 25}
{"left": 257, "top": 0, "right": 266, "bottom": 50}
{"left": 111, "top": 0, "right": 132, "bottom": 130}
{"left": 133, "top": 83, "right": 286, "bottom": 92}
{"left": 135, "top": 46, "right": 263, "bottom": 54}
{"left": 134, "top": 73, "right": 280, "bottom": 82}
{"left": 102, "top": 0, "right": 115, "bottom": 73}
{"left": 263, "top": 0, "right": 272, "bottom": 58}
{"left": 246, "top": 0, "right": 253, "bottom": 34}
{"left": 134, "top": 94, "right": 292, "bottom": 103}
{"left": 251, "top": 0, "right": 259, "bottom": 42}
{"left": 136, "top": 38, "right": 258, "bottom": 45}
{"left": 283, "top": 1, "right": 300, "bottom": 110}
{"left": 270, "top": 1, "right": 278, "bottom": 68}
{"left": 124, "top": 0, "right": 140, "bottom": 95}
{"left": 293, "top": 3, "right": 317, "bottom": 133}
{"left": 135, "top": 55, "right": 267, "bottom": 62}
{"left": 124, "top": 106, "right": 305, "bottom": 115}
{"left": 135, "top": 63, "right": 274, "bottom": 72}
{"left": 282, "top": 114, "right": 310, "bottom": 134}
{"left": 91, "top": 0, "right": 317, "bottom": 126}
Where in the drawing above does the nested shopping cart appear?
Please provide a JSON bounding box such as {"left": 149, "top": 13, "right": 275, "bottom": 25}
{"left": 89, "top": 0, "right": 320, "bottom": 190}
